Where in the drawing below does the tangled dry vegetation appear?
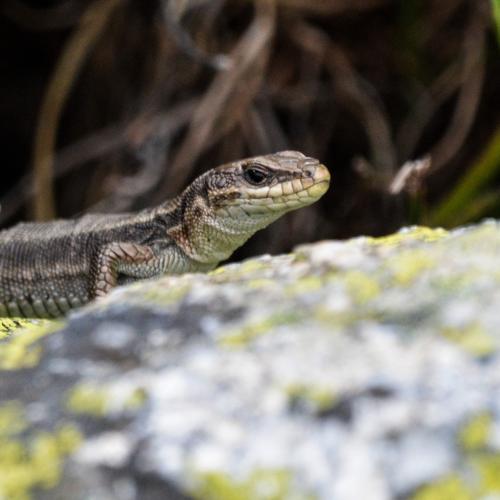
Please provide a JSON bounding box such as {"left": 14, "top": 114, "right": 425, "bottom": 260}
{"left": 0, "top": 0, "right": 499, "bottom": 258}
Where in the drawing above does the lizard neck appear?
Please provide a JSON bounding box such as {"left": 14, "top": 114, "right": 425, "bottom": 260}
{"left": 185, "top": 209, "right": 280, "bottom": 265}
{"left": 159, "top": 177, "right": 280, "bottom": 267}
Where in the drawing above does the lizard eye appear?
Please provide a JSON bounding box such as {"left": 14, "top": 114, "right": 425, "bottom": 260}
{"left": 243, "top": 165, "right": 269, "bottom": 186}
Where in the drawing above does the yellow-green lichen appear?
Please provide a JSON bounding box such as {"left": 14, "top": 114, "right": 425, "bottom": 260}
{"left": 220, "top": 311, "right": 304, "bottom": 347}
{"left": 313, "top": 304, "right": 380, "bottom": 330}
{"left": 0, "top": 318, "right": 45, "bottom": 338}
{"left": 412, "top": 474, "right": 473, "bottom": 500}
{"left": 342, "top": 271, "right": 381, "bottom": 304}
{"left": 285, "top": 276, "right": 323, "bottom": 297}
{"left": 412, "top": 450, "right": 500, "bottom": 500}
{"left": 433, "top": 272, "right": 477, "bottom": 294}
{"left": 141, "top": 283, "right": 191, "bottom": 306}
{"left": 27, "top": 426, "right": 82, "bottom": 489}
{"left": 388, "top": 249, "right": 436, "bottom": 286}
{"left": 285, "top": 384, "right": 336, "bottom": 412}
{"left": 123, "top": 387, "right": 148, "bottom": 411}
{"left": 210, "top": 258, "right": 274, "bottom": 284}
{"left": 454, "top": 223, "right": 500, "bottom": 252}
{"left": 247, "top": 278, "right": 276, "bottom": 289}
{"left": 0, "top": 424, "right": 82, "bottom": 500}
{"left": 66, "top": 383, "right": 147, "bottom": 417}
{"left": 65, "top": 383, "right": 109, "bottom": 417}
{"left": 366, "top": 226, "right": 448, "bottom": 247}
{"left": 239, "top": 259, "right": 272, "bottom": 274}
{"left": 471, "top": 453, "right": 500, "bottom": 494}
{"left": 459, "top": 413, "right": 493, "bottom": 452}
{"left": 0, "top": 402, "right": 27, "bottom": 437}
{"left": 192, "top": 468, "right": 315, "bottom": 500}
{"left": 0, "top": 320, "right": 62, "bottom": 370}
{"left": 0, "top": 401, "right": 82, "bottom": 500}
{"left": 209, "top": 264, "right": 231, "bottom": 276}
{"left": 442, "top": 323, "right": 496, "bottom": 358}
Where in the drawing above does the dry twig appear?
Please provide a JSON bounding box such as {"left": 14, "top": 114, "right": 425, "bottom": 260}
{"left": 32, "top": 0, "right": 122, "bottom": 220}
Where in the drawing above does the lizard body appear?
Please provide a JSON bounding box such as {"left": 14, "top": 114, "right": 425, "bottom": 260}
{"left": 0, "top": 151, "right": 330, "bottom": 318}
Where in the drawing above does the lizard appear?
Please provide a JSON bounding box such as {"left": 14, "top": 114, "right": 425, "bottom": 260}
{"left": 0, "top": 150, "right": 330, "bottom": 318}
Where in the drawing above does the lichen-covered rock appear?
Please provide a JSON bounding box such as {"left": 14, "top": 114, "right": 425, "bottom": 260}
{"left": 3, "top": 222, "right": 500, "bottom": 499}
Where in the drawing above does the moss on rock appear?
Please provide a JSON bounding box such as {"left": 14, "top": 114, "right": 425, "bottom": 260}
{"left": 0, "top": 320, "right": 61, "bottom": 370}
{"left": 0, "top": 401, "right": 82, "bottom": 500}
{"left": 192, "top": 468, "right": 316, "bottom": 500}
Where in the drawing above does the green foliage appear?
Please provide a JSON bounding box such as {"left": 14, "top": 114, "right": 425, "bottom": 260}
{"left": 492, "top": 0, "right": 500, "bottom": 46}
{"left": 429, "top": 126, "right": 500, "bottom": 227}
{"left": 420, "top": 1, "right": 500, "bottom": 228}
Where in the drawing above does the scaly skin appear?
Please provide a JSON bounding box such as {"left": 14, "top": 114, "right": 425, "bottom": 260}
{"left": 0, "top": 151, "right": 330, "bottom": 318}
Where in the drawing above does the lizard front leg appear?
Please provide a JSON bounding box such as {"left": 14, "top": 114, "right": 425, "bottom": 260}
{"left": 93, "top": 242, "right": 155, "bottom": 298}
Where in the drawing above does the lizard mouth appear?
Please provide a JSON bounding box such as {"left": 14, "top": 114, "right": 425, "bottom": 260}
{"left": 276, "top": 163, "right": 331, "bottom": 207}
{"left": 305, "top": 164, "right": 330, "bottom": 198}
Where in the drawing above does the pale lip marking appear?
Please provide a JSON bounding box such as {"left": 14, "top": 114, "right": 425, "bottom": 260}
{"left": 307, "top": 163, "right": 331, "bottom": 198}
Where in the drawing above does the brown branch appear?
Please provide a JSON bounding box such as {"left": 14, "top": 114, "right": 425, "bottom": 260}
{"left": 162, "top": 0, "right": 230, "bottom": 70}
{"left": 165, "top": 0, "right": 276, "bottom": 195}
{"left": 396, "top": 61, "right": 462, "bottom": 159}
{"left": 276, "top": 0, "right": 388, "bottom": 14}
{"left": 2, "top": 0, "right": 83, "bottom": 31}
{"left": 32, "top": 0, "right": 122, "bottom": 221}
{"left": 288, "top": 20, "right": 396, "bottom": 178}
{"left": 429, "top": 2, "right": 487, "bottom": 173}
{"left": 389, "top": 157, "right": 432, "bottom": 196}
{"left": 1, "top": 101, "right": 195, "bottom": 225}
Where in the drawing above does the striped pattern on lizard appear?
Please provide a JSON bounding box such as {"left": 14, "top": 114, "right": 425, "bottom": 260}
{"left": 0, "top": 151, "right": 330, "bottom": 318}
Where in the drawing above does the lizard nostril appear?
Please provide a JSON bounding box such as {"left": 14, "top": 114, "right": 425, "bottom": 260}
{"left": 301, "top": 158, "right": 319, "bottom": 179}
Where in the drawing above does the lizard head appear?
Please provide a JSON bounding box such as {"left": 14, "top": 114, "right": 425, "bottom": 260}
{"left": 205, "top": 150, "right": 330, "bottom": 217}
{"left": 169, "top": 151, "right": 330, "bottom": 265}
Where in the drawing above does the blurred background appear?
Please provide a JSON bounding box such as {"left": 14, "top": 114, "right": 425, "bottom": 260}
{"left": 0, "top": 0, "right": 499, "bottom": 261}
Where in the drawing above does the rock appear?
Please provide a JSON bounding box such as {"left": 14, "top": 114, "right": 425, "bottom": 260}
{"left": 2, "top": 222, "right": 500, "bottom": 499}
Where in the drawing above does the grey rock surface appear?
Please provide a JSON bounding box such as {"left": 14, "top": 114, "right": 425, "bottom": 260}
{"left": 2, "top": 222, "right": 500, "bottom": 500}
